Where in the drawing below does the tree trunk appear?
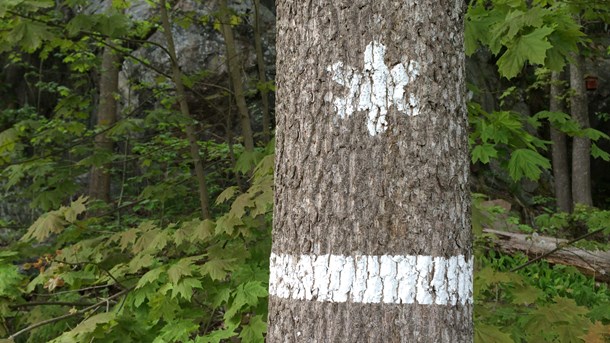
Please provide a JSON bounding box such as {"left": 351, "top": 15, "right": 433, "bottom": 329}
{"left": 159, "top": 0, "right": 211, "bottom": 219}
{"left": 569, "top": 53, "right": 592, "bottom": 207}
{"left": 219, "top": 0, "right": 255, "bottom": 152}
{"left": 549, "top": 71, "right": 571, "bottom": 213}
{"left": 253, "top": 0, "right": 271, "bottom": 144}
{"left": 89, "top": 44, "right": 119, "bottom": 203}
{"left": 268, "top": 1, "right": 472, "bottom": 342}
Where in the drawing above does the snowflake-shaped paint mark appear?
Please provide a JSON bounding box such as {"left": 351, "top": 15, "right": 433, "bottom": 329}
{"left": 327, "top": 41, "right": 420, "bottom": 136}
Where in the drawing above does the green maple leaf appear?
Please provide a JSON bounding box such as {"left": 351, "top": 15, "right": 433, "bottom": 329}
{"left": 556, "top": 323, "right": 587, "bottom": 343}
{"left": 147, "top": 230, "right": 169, "bottom": 253}
{"left": 215, "top": 213, "right": 244, "bottom": 235}
{"left": 471, "top": 144, "right": 498, "bottom": 164}
{"left": 465, "top": 5, "right": 506, "bottom": 55}
{"left": 525, "top": 297, "right": 589, "bottom": 339}
{"left": 154, "top": 320, "right": 199, "bottom": 343}
{"left": 252, "top": 192, "right": 272, "bottom": 216}
{"left": 65, "top": 14, "right": 95, "bottom": 36}
{"left": 173, "top": 227, "right": 191, "bottom": 246}
{"left": 132, "top": 282, "right": 156, "bottom": 307}
{"left": 211, "top": 287, "right": 231, "bottom": 308}
{"left": 235, "top": 281, "right": 268, "bottom": 307}
{"left": 63, "top": 195, "right": 88, "bottom": 223}
{"left": 235, "top": 150, "right": 263, "bottom": 174}
{"left": 148, "top": 294, "right": 180, "bottom": 321}
{"left": 475, "top": 267, "right": 521, "bottom": 291}
{"left": 239, "top": 315, "right": 267, "bottom": 343}
{"left": 199, "top": 258, "right": 235, "bottom": 281}
{"left": 21, "top": 211, "right": 66, "bottom": 242}
{"left": 167, "top": 258, "right": 194, "bottom": 285}
{"left": 545, "top": 11, "right": 584, "bottom": 71}
{"left": 174, "top": 219, "right": 213, "bottom": 245}
{"left": 474, "top": 323, "right": 513, "bottom": 343}
{"left": 216, "top": 186, "right": 239, "bottom": 204}
{"left": 137, "top": 267, "right": 165, "bottom": 289}
{"left": 580, "top": 128, "right": 610, "bottom": 141}
{"left": 7, "top": 19, "right": 54, "bottom": 52}
{"left": 0, "top": 128, "right": 18, "bottom": 162}
{"left": 507, "top": 148, "right": 551, "bottom": 181}
{"left": 117, "top": 227, "right": 139, "bottom": 251}
{"left": 0, "top": 264, "right": 23, "bottom": 299}
{"left": 505, "top": 8, "right": 545, "bottom": 40}
{"left": 510, "top": 284, "right": 543, "bottom": 305}
{"left": 128, "top": 253, "right": 155, "bottom": 273}
{"left": 0, "top": 0, "right": 52, "bottom": 17}
{"left": 0, "top": 0, "right": 23, "bottom": 17}
{"left": 193, "top": 219, "right": 214, "bottom": 242}
{"left": 171, "top": 277, "right": 202, "bottom": 300}
{"left": 497, "top": 26, "right": 554, "bottom": 79}
{"left": 592, "top": 144, "right": 610, "bottom": 161}
{"left": 198, "top": 325, "right": 237, "bottom": 343}
{"left": 580, "top": 321, "right": 610, "bottom": 343}
{"left": 95, "top": 13, "right": 131, "bottom": 38}
{"left": 225, "top": 281, "right": 268, "bottom": 320}
{"left": 230, "top": 193, "right": 253, "bottom": 218}
{"left": 70, "top": 312, "right": 115, "bottom": 336}
{"left": 589, "top": 304, "right": 610, "bottom": 322}
{"left": 133, "top": 229, "right": 163, "bottom": 254}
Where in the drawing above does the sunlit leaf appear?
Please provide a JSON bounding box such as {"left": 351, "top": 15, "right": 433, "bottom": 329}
{"left": 171, "top": 278, "right": 202, "bottom": 300}
{"left": 167, "top": 258, "right": 193, "bottom": 285}
{"left": 63, "top": 196, "right": 88, "bottom": 223}
{"left": 136, "top": 267, "right": 165, "bottom": 289}
{"left": 497, "top": 26, "right": 554, "bottom": 79}
{"left": 580, "top": 321, "right": 610, "bottom": 343}
{"left": 216, "top": 186, "right": 239, "bottom": 205}
{"left": 21, "top": 211, "right": 66, "bottom": 242}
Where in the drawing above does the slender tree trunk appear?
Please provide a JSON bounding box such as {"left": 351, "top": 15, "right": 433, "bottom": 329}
{"left": 159, "top": 0, "right": 211, "bottom": 219}
{"left": 550, "top": 71, "right": 571, "bottom": 212}
{"left": 569, "top": 53, "right": 592, "bottom": 207}
{"left": 268, "top": 1, "right": 472, "bottom": 342}
{"left": 253, "top": 0, "right": 271, "bottom": 143}
{"left": 219, "top": 0, "right": 255, "bottom": 152}
{"left": 225, "top": 101, "right": 245, "bottom": 192}
{"left": 89, "top": 44, "right": 119, "bottom": 203}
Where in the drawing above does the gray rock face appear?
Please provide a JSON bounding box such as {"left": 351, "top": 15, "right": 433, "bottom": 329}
{"left": 84, "top": 0, "right": 276, "bottom": 110}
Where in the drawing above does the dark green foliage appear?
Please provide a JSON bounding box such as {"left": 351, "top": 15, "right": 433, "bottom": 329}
{"left": 475, "top": 250, "right": 610, "bottom": 343}
{"left": 0, "top": 150, "right": 273, "bottom": 342}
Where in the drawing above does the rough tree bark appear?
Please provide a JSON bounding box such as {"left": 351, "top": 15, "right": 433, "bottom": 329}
{"left": 268, "top": 1, "right": 472, "bottom": 342}
{"left": 550, "top": 71, "right": 571, "bottom": 213}
{"left": 159, "top": 0, "right": 211, "bottom": 219}
{"left": 569, "top": 53, "right": 592, "bottom": 207}
{"left": 219, "top": 0, "right": 255, "bottom": 152}
{"left": 89, "top": 44, "right": 119, "bottom": 203}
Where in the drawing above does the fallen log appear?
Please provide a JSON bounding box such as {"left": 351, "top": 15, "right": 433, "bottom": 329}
{"left": 483, "top": 228, "right": 610, "bottom": 283}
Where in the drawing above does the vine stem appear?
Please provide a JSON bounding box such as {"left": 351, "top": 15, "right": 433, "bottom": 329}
{"left": 8, "top": 287, "right": 133, "bottom": 340}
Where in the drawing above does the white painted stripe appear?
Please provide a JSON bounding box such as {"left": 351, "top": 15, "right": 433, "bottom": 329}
{"left": 269, "top": 253, "right": 473, "bottom": 305}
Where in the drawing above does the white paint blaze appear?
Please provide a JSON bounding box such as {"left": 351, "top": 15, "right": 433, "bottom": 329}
{"left": 269, "top": 253, "right": 473, "bottom": 305}
{"left": 327, "top": 41, "right": 420, "bottom": 136}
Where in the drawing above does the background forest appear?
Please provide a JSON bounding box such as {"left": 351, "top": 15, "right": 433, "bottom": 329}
{"left": 0, "top": 0, "right": 609, "bottom": 342}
